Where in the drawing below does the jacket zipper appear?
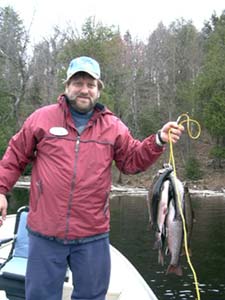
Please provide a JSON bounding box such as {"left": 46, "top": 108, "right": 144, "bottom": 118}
{"left": 65, "top": 135, "right": 80, "bottom": 241}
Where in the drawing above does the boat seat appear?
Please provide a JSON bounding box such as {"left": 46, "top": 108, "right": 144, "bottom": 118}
{"left": 0, "top": 206, "right": 29, "bottom": 300}
{"left": 0, "top": 206, "right": 70, "bottom": 300}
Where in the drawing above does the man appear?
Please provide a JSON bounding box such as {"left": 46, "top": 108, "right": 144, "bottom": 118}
{"left": 0, "top": 56, "right": 183, "bottom": 300}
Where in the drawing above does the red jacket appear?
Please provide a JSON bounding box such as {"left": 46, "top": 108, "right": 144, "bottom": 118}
{"left": 0, "top": 95, "right": 164, "bottom": 240}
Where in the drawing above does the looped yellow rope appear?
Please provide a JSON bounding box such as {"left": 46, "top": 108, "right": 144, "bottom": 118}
{"left": 168, "top": 113, "right": 201, "bottom": 300}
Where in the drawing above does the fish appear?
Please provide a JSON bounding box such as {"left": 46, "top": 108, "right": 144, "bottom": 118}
{"left": 147, "top": 165, "right": 192, "bottom": 276}
{"left": 165, "top": 174, "right": 184, "bottom": 276}
{"left": 165, "top": 198, "right": 183, "bottom": 276}
{"left": 146, "top": 165, "right": 173, "bottom": 265}
{"left": 153, "top": 180, "right": 170, "bottom": 266}
{"left": 147, "top": 165, "right": 173, "bottom": 229}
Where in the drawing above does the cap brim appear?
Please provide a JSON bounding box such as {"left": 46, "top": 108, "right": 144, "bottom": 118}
{"left": 64, "top": 70, "right": 104, "bottom": 89}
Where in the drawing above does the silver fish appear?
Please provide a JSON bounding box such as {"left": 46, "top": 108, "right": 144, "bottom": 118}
{"left": 147, "top": 165, "right": 173, "bottom": 228}
{"left": 147, "top": 166, "right": 173, "bottom": 265}
{"left": 153, "top": 180, "right": 170, "bottom": 266}
{"left": 148, "top": 166, "right": 193, "bottom": 276}
{"left": 165, "top": 175, "right": 184, "bottom": 276}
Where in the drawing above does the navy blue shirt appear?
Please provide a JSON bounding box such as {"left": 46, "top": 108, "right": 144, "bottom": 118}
{"left": 69, "top": 106, "right": 93, "bottom": 134}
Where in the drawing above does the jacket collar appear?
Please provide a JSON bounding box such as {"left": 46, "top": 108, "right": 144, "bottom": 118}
{"left": 57, "top": 94, "right": 112, "bottom": 115}
{"left": 57, "top": 94, "right": 114, "bottom": 128}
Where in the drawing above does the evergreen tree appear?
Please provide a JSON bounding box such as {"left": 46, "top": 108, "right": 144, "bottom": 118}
{"left": 196, "top": 11, "right": 225, "bottom": 143}
{"left": 0, "top": 6, "right": 29, "bottom": 156}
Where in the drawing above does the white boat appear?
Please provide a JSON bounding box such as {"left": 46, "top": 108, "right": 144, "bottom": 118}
{"left": 0, "top": 214, "right": 158, "bottom": 300}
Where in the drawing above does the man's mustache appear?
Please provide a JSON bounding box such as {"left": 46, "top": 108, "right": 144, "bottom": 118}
{"left": 69, "top": 94, "right": 92, "bottom": 101}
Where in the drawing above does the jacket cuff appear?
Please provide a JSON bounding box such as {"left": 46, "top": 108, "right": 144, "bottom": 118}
{"left": 156, "top": 131, "right": 167, "bottom": 147}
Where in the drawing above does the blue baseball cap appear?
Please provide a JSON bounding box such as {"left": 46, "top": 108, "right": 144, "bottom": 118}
{"left": 65, "top": 56, "right": 104, "bottom": 88}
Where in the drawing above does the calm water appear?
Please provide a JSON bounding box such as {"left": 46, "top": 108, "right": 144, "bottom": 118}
{"left": 6, "top": 188, "right": 225, "bottom": 300}
{"left": 110, "top": 194, "right": 225, "bottom": 300}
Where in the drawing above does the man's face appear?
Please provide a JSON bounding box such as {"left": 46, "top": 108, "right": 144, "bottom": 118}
{"left": 65, "top": 72, "right": 100, "bottom": 113}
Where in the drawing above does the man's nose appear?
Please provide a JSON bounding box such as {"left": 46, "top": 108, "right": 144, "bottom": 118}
{"left": 80, "top": 84, "right": 89, "bottom": 93}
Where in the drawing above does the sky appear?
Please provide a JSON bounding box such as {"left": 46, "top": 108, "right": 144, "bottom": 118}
{"left": 1, "top": 0, "right": 225, "bottom": 44}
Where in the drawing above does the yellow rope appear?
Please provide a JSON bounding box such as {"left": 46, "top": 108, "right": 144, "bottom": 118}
{"left": 168, "top": 113, "right": 201, "bottom": 300}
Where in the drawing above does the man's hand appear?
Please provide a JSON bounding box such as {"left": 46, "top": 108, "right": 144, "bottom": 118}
{"left": 0, "top": 194, "right": 8, "bottom": 226}
{"left": 160, "top": 121, "right": 184, "bottom": 144}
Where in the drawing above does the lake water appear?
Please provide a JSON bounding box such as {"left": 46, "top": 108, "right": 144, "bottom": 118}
{"left": 6, "top": 188, "right": 225, "bottom": 300}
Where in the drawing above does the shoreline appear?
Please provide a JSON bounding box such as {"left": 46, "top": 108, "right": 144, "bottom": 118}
{"left": 111, "top": 185, "right": 225, "bottom": 197}
{"left": 14, "top": 180, "right": 225, "bottom": 198}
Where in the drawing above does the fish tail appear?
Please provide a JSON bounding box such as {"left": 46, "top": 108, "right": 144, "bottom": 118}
{"left": 166, "top": 264, "right": 183, "bottom": 276}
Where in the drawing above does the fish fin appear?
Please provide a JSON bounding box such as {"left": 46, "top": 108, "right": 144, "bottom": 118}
{"left": 146, "top": 223, "right": 152, "bottom": 232}
{"left": 181, "top": 247, "right": 192, "bottom": 256}
{"left": 181, "top": 248, "right": 185, "bottom": 256}
{"left": 153, "top": 239, "right": 162, "bottom": 250}
{"left": 188, "top": 248, "right": 192, "bottom": 256}
{"left": 152, "top": 223, "right": 160, "bottom": 232}
{"left": 158, "top": 249, "right": 164, "bottom": 266}
{"left": 180, "top": 247, "right": 185, "bottom": 256}
{"left": 166, "top": 264, "right": 183, "bottom": 276}
{"left": 165, "top": 246, "right": 170, "bottom": 256}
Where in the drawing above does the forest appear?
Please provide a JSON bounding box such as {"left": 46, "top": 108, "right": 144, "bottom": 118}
{"left": 1, "top": 6, "right": 225, "bottom": 181}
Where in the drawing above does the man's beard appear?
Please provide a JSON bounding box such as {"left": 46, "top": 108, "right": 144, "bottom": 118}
{"left": 67, "top": 94, "right": 96, "bottom": 113}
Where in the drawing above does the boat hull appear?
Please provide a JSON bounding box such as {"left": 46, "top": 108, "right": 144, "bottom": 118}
{"left": 0, "top": 214, "right": 158, "bottom": 300}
